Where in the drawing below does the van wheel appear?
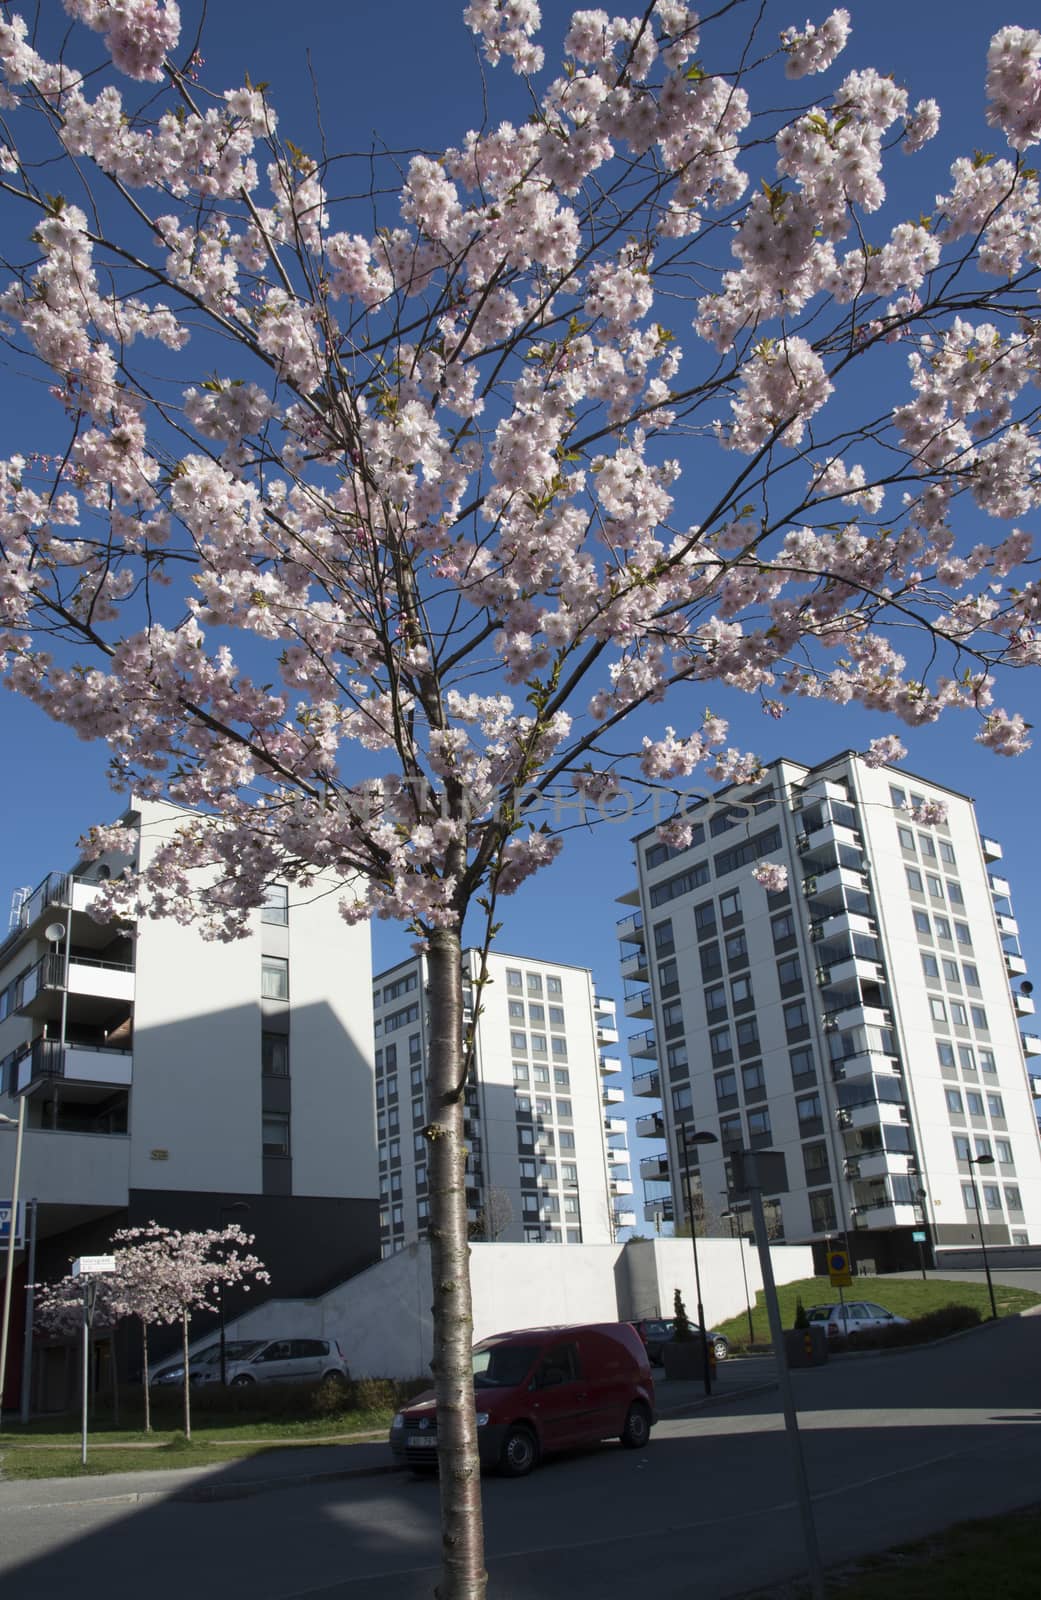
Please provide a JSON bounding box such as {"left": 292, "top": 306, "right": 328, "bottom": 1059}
{"left": 713, "top": 1338, "right": 729, "bottom": 1362}
{"left": 620, "top": 1403, "right": 651, "bottom": 1449}
{"left": 231, "top": 1374, "right": 254, "bottom": 1387}
{"left": 500, "top": 1426, "right": 538, "bottom": 1477}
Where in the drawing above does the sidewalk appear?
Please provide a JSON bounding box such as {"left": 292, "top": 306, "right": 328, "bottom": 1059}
{"left": 0, "top": 1354, "right": 779, "bottom": 1511}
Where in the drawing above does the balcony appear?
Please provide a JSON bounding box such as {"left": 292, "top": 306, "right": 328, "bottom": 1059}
{"left": 798, "top": 818, "right": 861, "bottom": 857}
{"left": 632, "top": 1069, "right": 661, "bottom": 1099}
{"left": 616, "top": 911, "right": 646, "bottom": 946}
{"left": 835, "top": 1050, "right": 901, "bottom": 1082}
{"left": 804, "top": 864, "right": 869, "bottom": 902}
{"left": 1023, "top": 1034, "right": 1041, "bottom": 1056}
{"left": 606, "top": 1146, "right": 630, "bottom": 1167}
{"left": 640, "top": 1153, "right": 670, "bottom": 1182}
{"left": 12, "top": 873, "right": 113, "bottom": 945}
{"left": 1015, "top": 992, "right": 1035, "bottom": 1017}
{"left": 1006, "top": 952, "right": 1028, "bottom": 978}
{"left": 635, "top": 1112, "right": 665, "bottom": 1139}
{"left": 981, "top": 836, "right": 1003, "bottom": 863}
{"left": 599, "top": 1055, "right": 622, "bottom": 1076}
{"left": 604, "top": 1116, "right": 627, "bottom": 1137}
{"left": 989, "top": 874, "right": 1012, "bottom": 897}
{"left": 616, "top": 886, "right": 640, "bottom": 908}
{"left": 629, "top": 1029, "right": 658, "bottom": 1060}
{"left": 613, "top": 1208, "right": 637, "bottom": 1229}
{"left": 996, "top": 913, "right": 1019, "bottom": 939}
{"left": 811, "top": 909, "right": 876, "bottom": 945}
{"left": 13, "top": 952, "right": 135, "bottom": 1023}
{"left": 843, "top": 1148, "right": 897, "bottom": 1182}
{"left": 603, "top": 1085, "right": 625, "bottom": 1107}
{"left": 596, "top": 1024, "right": 620, "bottom": 1046}
{"left": 825, "top": 1002, "right": 892, "bottom": 1035}
{"left": 611, "top": 1178, "right": 635, "bottom": 1197}
{"left": 9, "top": 1037, "right": 133, "bottom": 1094}
{"left": 839, "top": 1099, "right": 907, "bottom": 1133}
{"left": 624, "top": 988, "right": 653, "bottom": 1020}
{"left": 850, "top": 1201, "right": 921, "bottom": 1229}
{"left": 619, "top": 950, "right": 649, "bottom": 983}
{"left": 817, "top": 955, "right": 885, "bottom": 991}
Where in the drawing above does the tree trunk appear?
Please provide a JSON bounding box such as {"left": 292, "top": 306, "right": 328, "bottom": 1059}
{"left": 426, "top": 926, "right": 486, "bottom": 1600}
{"left": 111, "top": 1337, "right": 120, "bottom": 1426}
{"left": 181, "top": 1312, "right": 192, "bottom": 1441}
{"left": 141, "top": 1321, "right": 151, "bottom": 1435}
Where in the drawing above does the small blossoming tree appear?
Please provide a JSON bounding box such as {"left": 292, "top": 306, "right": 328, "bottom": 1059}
{"left": 2, "top": 4, "right": 1040, "bottom": 1594}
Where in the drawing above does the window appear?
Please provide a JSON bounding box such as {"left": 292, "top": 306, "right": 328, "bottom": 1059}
{"left": 962, "top": 963, "right": 980, "bottom": 988}
{"left": 653, "top": 920, "right": 675, "bottom": 956}
{"left": 710, "top": 1026, "right": 733, "bottom": 1063}
{"left": 528, "top": 1003, "right": 545, "bottom": 1024}
{"left": 945, "top": 1088, "right": 964, "bottom": 1115}
{"left": 777, "top": 955, "right": 802, "bottom": 988}
{"left": 513, "top": 1061, "right": 529, "bottom": 1083}
{"left": 955, "top": 922, "right": 972, "bottom": 946}
{"left": 953, "top": 1135, "right": 971, "bottom": 1162}
{"left": 771, "top": 911, "right": 796, "bottom": 945}
{"left": 546, "top": 975, "right": 563, "bottom": 996}
{"left": 987, "top": 1092, "right": 1005, "bottom": 1119}
{"left": 704, "top": 982, "right": 727, "bottom": 1018}
{"left": 913, "top": 910, "right": 932, "bottom": 936}
{"left": 262, "top": 1033, "right": 289, "bottom": 1077}
{"left": 667, "top": 1041, "right": 689, "bottom": 1077}
{"left": 719, "top": 889, "right": 741, "bottom": 920}
{"left": 936, "top": 1041, "right": 955, "bottom": 1069}
{"left": 906, "top": 867, "right": 924, "bottom": 893}
{"left": 808, "top": 1190, "right": 837, "bottom": 1232}
{"left": 929, "top": 997, "right": 947, "bottom": 1023}
{"left": 971, "top": 1006, "right": 989, "bottom": 1031}
{"left": 742, "top": 1060, "right": 766, "bottom": 1098}
{"left": 959, "top": 1045, "right": 977, "bottom": 1073}
{"left": 942, "top": 958, "right": 960, "bottom": 984}
{"left": 558, "top": 1128, "right": 575, "bottom": 1148}
{"left": 748, "top": 1107, "right": 772, "bottom": 1142}
{"left": 934, "top": 915, "right": 952, "bottom": 940}
{"left": 797, "top": 1093, "right": 823, "bottom": 1129}
{"left": 950, "top": 1002, "right": 967, "bottom": 1027}
{"left": 672, "top": 1084, "right": 692, "bottom": 1113}
{"left": 897, "top": 825, "right": 915, "bottom": 850}
{"left": 509, "top": 999, "right": 524, "bottom": 1020}
{"left": 982, "top": 1185, "right": 1002, "bottom": 1211}
{"left": 947, "top": 880, "right": 964, "bottom": 905}
{"left": 663, "top": 1000, "right": 685, "bottom": 1034}
{"left": 262, "top": 1113, "right": 290, "bottom": 1156}
{"left": 961, "top": 1182, "right": 978, "bottom": 1210}
{"left": 726, "top": 931, "right": 749, "bottom": 965}
{"left": 507, "top": 969, "right": 522, "bottom": 990}
{"left": 531, "top": 1034, "right": 547, "bottom": 1055}
{"left": 979, "top": 1049, "right": 997, "bottom": 1075}
{"left": 1005, "top": 1186, "right": 1023, "bottom": 1212}
{"left": 557, "top": 1098, "right": 573, "bottom": 1121}
{"left": 510, "top": 1031, "right": 527, "bottom": 1053}
{"left": 965, "top": 1090, "right": 984, "bottom": 1116}
{"left": 790, "top": 1046, "right": 816, "bottom": 1083}
{"left": 261, "top": 883, "right": 288, "bottom": 924}
{"left": 649, "top": 858, "right": 711, "bottom": 909}
{"left": 784, "top": 999, "right": 809, "bottom": 1034}
{"left": 803, "top": 1141, "right": 829, "bottom": 1179}
{"left": 551, "top": 1037, "right": 568, "bottom": 1059}
{"left": 890, "top": 785, "right": 907, "bottom": 808}
{"left": 921, "top": 953, "right": 939, "bottom": 979}
{"left": 561, "top": 1162, "right": 578, "bottom": 1185}
{"left": 927, "top": 874, "right": 944, "bottom": 900}
{"left": 719, "top": 1113, "right": 744, "bottom": 1148}
{"left": 527, "top": 973, "right": 543, "bottom": 996}
{"left": 694, "top": 900, "right": 717, "bottom": 937}
{"left": 731, "top": 974, "right": 754, "bottom": 1007}
{"left": 996, "top": 1139, "right": 1013, "bottom": 1165}
{"left": 974, "top": 1136, "right": 992, "bottom": 1160}
{"left": 261, "top": 957, "right": 289, "bottom": 1000}
{"left": 533, "top": 1064, "right": 550, "bottom": 1085}
{"left": 700, "top": 941, "right": 723, "bottom": 981}
{"left": 715, "top": 1069, "right": 738, "bottom": 1103}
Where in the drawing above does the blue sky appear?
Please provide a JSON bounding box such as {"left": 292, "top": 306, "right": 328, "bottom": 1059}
{"left": 1, "top": 2, "right": 1037, "bottom": 1145}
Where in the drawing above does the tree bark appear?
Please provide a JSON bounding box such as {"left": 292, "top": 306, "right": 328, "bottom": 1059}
{"left": 141, "top": 1321, "right": 151, "bottom": 1434}
{"left": 181, "top": 1312, "right": 192, "bottom": 1440}
{"left": 425, "top": 926, "right": 486, "bottom": 1600}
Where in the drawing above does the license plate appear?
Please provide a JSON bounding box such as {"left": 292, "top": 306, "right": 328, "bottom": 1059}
{"left": 408, "top": 1434, "right": 438, "bottom": 1448}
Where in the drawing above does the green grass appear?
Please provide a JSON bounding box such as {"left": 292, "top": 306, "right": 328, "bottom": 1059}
{"left": 0, "top": 1435, "right": 371, "bottom": 1481}
{"left": 749, "top": 1504, "right": 1041, "bottom": 1598}
{"left": 714, "top": 1276, "right": 1040, "bottom": 1348}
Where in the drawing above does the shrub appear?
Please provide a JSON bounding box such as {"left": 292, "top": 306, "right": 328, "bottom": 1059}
{"left": 672, "top": 1288, "right": 695, "bottom": 1342}
{"left": 845, "top": 1303, "right": 982, "bottom": 1351}
{"left": 793, "top": 1299, "right": 810, "bottom": 1331}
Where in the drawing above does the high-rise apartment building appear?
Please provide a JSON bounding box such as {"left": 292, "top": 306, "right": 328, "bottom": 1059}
{"left": 0, "top": 800, "right": 380, "bottom": 1349}
{"left": 372, "top": 949, "right": 633, "bottom": 1255}
{"left": 622, "top": 752, "right": 1041, "bottom": 1271}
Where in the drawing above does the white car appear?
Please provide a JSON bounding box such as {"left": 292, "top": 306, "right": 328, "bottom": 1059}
{"left": 807, "top": 1301, "right": 910, "bottom": 1340}
{"left": 193, "top": 1336, "right": 350, "bottom": 1387}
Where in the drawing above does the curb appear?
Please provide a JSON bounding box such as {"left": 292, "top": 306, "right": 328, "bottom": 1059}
{"left": 174, "top": 1459, "right": 402, "bottom": 1503}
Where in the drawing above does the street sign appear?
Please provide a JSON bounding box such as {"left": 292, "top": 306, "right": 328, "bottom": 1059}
{"left": 0, "top": 1199, "right": 23, "bottom": 1248}
{"left": 911, "top": 1230, "right": 927, "bottom": 1243}
{"left": 71, "top": 1255, "right": 116, "bottom": 1277}
{"left": 827, "top": 1248, "right": 852, "bottom": 1287}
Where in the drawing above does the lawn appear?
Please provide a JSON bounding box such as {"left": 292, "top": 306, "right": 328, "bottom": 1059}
{"left": 0, "top": 1434, "right": 378, "bottom": 1481}
{"left": 714, "top": 1275, "right": 1040, "bottom": 1347}
{"left": 748, "top": 1503, "right": 1041, "bottom": 1598}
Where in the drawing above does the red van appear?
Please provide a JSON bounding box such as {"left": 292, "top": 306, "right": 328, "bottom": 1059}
{"left": 389, "top": 1322, "right": 655, "bottom": 1476}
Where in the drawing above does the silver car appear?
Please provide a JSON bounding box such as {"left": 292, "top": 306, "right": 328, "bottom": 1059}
{"left": 194, "top": 1336, "right": 350, "bottom": 1387}
{"left": 807, "top": 1302, "right": 910, "bottom": 1340}
{"left": 150, "top": 1340, "right": 265, "bottom": 1386}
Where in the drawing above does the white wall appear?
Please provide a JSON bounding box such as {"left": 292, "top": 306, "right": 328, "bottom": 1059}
{"left": 0, "top": 1127, "right": 129, "bottom": 1208}
{"left": 214, "top": 1237, "right": 815, "bottom": 1378}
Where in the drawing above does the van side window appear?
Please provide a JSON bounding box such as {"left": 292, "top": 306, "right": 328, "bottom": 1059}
{"left": 535, "top": 1342, "right": 581, "bottom": 1386}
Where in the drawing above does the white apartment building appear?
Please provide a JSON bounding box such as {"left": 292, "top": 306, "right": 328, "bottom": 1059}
{"left": 372, "top": 949, "right": 634, "bottom": 1256}
{"left": 622, "top": 751, "right": 1041, "bottom": 1272}
{"left": 0, "top": 799, "right": 380, "bottom": 1401}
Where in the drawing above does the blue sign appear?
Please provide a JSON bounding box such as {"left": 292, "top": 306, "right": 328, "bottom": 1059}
{"left": 912, "top": 1230, "right": 927, "bottom": 1243}
{"left": 0, "top": 1200, "right": 24, "bottom": 1248}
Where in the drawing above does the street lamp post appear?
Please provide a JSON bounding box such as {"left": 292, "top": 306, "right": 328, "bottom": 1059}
{"left": 721, "top": 1202, "right": 756, "bottom": 1346}
{"left": 0, "top": 1099, "right": 26, "bottom": 1432}
{"left": 676, "top": 1122, "right": 718, "bottom": 1395}
{"left": 966, "top": 1154, "right": 998, "bottom": 1320}
{"left": 218, "top": 1201, "right": 250, "bottom": 1386}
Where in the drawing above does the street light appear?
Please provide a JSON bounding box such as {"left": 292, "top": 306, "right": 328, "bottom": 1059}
{"left": 218, "top": 1201, "right": 250, "bottom": 1386}
{"left": 0, "top": 1099, "right": 26, "bottom": 1433}
{"left": 675, "top": 1122, "right": 718, "bottom": 1395}
{"left": 966, "top": 1153, "right": 998, "bottom": 1320}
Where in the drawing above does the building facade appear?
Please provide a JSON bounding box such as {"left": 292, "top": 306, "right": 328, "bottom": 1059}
{"left": 623, "top": 752, "right": 1041, "bottom": 1272}
{"left": 373, "top": 949, "right": 633, "bottom": 1256}
{"left": 0, "top": 799, "right": 380, "bottom": 1399}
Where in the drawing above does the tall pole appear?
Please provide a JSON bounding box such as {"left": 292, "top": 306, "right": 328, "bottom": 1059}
{"left": 0, "top": 1095, "right": 26, "bottom": 1431}
{"left": 81, "top": 1279, "right": 90, "bottom": 1467}
{"left": 968, "top": 1163, "right": 998, "bottom": 1321}
{"left": 19, "top": 1196, "right": 38, "bottom": 1422}
{"left": 677, "top": 1122, "right": 711, "bottom": 1396}
{"left": 747, "top": 1182, "right": 825, "bottom": 1600}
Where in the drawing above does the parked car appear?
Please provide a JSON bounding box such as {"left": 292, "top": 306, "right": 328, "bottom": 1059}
{"left": 806, "top": 1302, "right": 910, "bottom": 1341}
{"left": 389, "top": 1322, "right": 655, "bottom": 1477}
{"left": 150, "top": 1341, "right": 265, "bottom": 1386}
{"left": 633, "top": 1318, "right": 730, "bottom": 1365}
{"left": 193, "top": 1337, "right": 350, "bottom": 1387}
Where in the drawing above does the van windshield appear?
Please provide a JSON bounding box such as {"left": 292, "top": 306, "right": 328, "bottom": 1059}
{"left": 472, "top": 1344, "right": 540, "bottom": 1388}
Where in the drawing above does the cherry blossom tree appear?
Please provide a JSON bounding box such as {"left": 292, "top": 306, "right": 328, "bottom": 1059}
{"left": 1, "top": 4, "right": 1040, "bottom": 1593}
{"left": 114, "top": 1222, "right": 268, "bottom": 1439}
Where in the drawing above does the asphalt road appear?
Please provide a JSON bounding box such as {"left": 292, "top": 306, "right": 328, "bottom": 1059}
{"left": 1, "top": 1316, "right": 1038, "bottom": 1600}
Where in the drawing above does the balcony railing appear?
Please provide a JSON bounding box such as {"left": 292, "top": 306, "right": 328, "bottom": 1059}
{"left": 629, "top": 1029, "right": 657, "bottom": 1059}
{"left": 616, "top": 911, "right": 646, "bottom": 945}
{"left": 631, "top": 1069, "right": 661, "bottom": 1099}
{"left": 6, "top": 1037, "right": 133, "bottom": 1095}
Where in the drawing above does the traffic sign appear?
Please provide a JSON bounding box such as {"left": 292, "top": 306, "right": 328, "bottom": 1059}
{"left": 71, "top": 1255, "right": 116, "bottom": 1276}
{"left": 911, "top": 1230, "right": 927, "bottom": 1243}
{"left": 827, "top": 1248, "right": 852, "bottom": 1287}
{"left": 0, "top": 1200, "right": 23, "bottom": 1248}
